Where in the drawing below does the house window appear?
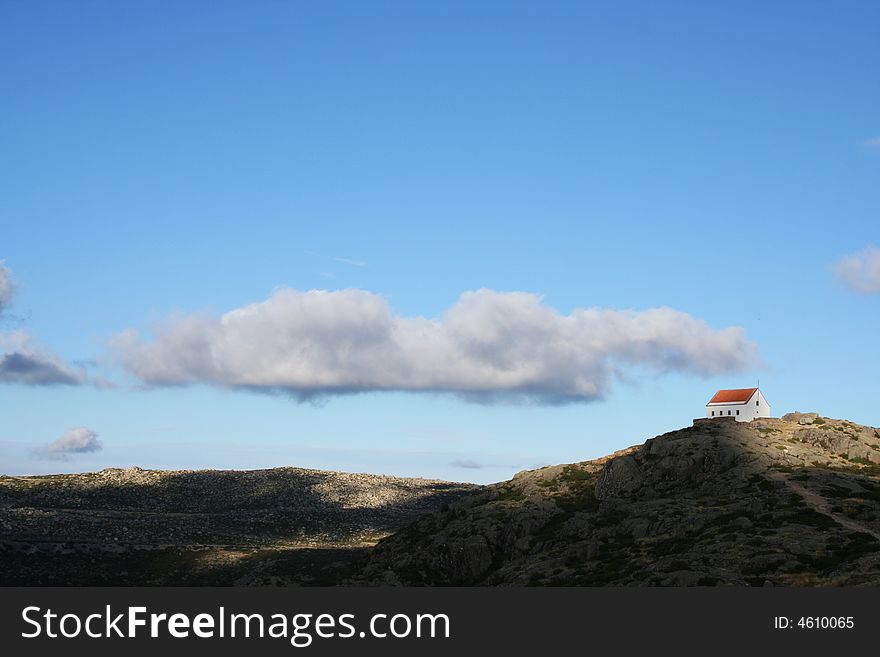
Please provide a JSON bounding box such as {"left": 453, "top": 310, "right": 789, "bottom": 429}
{"left": 736, "top": 410, "right": 740, "bottom": 415}
{"left": 756, "top": 400, "right": 760, "bottom": 406}
{"left": 727, "top": 410, "right": 731, "bottom": 415}
{"left": 711, "top": 411, "right": 715, "bottom": 416}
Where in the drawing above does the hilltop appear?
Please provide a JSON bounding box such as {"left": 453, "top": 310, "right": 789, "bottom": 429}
{"left": 2, "top": 413, "right": 880, "bottom": 586}
{"left": 358, "top": 413, "right": 880, "bottom": 586}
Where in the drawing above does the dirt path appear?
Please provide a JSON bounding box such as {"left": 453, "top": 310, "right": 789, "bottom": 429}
{"left": 767, "top": 471, "right": 880, "bottom": 542}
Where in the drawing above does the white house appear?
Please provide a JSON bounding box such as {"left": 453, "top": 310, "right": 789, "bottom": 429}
{"left": 706, "top": 388, "right": 771, "bottom": 422}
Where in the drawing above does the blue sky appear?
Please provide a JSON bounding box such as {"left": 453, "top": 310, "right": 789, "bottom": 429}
{"left": 1, "top": 1, "right": 878, "bottom": 483}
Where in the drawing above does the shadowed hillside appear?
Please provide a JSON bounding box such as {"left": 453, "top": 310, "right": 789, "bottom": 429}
{"left": 0, "top": 467, "right": 477, "bottom": 585}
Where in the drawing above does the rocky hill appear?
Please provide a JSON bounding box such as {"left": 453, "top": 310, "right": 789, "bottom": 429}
{"left": 357, "top": 413, "right": 880, "bottom": 586}
{"left": 0, "top": 466, "right": 476, "bottom": 585}
{"left": 4, "top": 413, "right": 880, "bottom": 586}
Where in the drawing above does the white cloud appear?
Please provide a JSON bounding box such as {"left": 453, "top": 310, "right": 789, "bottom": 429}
{"left": 114, "top": 288, "right": 757, "bottom": 404}
{"left": 334, "top": 257, "right": 367, "bottom": 267}
{"left": 450, "top": 459, "right": 485, "bottom": 469}
{"left": 0, "top": 261, "right": 13, "bottom": 313}
{"left": 32, "top": 427, "right": 103, "bottom": 461}
{"left": 832, "top": 245, "right": 880, "bottom": 294}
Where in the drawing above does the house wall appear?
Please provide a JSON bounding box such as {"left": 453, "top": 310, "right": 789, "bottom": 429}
{"left": 754, "top": 389, "right": 771, "bottom": 419}
{"left": 706, "top": 404, "right": 751, "bottom": 421}
{"left": 706, "top": 390, "right": 772, "bottom": 422}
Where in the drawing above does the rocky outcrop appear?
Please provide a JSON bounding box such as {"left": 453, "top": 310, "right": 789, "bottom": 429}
{"left": 357, "top": 415, "right": 880, "bottom": 586}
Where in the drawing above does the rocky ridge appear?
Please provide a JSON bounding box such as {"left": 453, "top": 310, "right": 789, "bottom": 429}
{"left": 357, "top": 413, "right": 880, "bottom": 585}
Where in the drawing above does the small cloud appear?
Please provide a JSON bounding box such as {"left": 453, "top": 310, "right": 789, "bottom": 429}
{"left": 0, "top": 332, "right": 85, "bottom": 386}
{"left": 832, "top": 245, "right": 880, "bottom": 294}
{"left": 334, "top": 257, "right": 367, "bottom": 267}
{"left": 32, "top": 427, "right": 103, "bottom": 461}
{"left": 0, "top": 263, "right": 86, "bottom": 386}
{"left": 449, "top": 458, "right": 485, "bottom": 469}
{"left": 0, "top": 352, "right": 82, "bottom": 385}
{"left": 0, "top": 261, "right": 13, "bottom": 313}
{"left": 865, "top": 137, "right": 880, "bottom": 150}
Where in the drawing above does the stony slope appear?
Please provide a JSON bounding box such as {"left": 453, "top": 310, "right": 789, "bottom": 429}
{"left": 357, "top": 414, "right": 880, "bottom": 586}
{"left": 0, "top": 466, "right": 477, "bottom": 585}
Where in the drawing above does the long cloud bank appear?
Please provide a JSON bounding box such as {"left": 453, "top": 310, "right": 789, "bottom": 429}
{"left": 114, "top": 288, "right": 757, "bottom": 404}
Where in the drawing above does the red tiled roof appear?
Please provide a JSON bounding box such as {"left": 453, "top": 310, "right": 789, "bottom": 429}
{"left": 707, "top": 388, "right": 758, "bottom": 405}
